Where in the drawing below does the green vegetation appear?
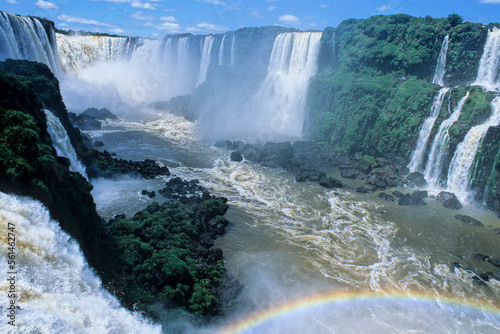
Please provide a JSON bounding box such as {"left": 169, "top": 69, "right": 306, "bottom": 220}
{"left": 0, "top": 60, "right": 233, "bottom": 317}
{"left": 0, "top": 66, "right": 103, "bottom": 267}
{"left": 448, "top": 87, "right": 495, "bottom": 142}
{"left": 307, "top": 14, "right": 491, "bottom": 160}
{"left": 102, "top": 198, "right": 230, "bottom": 316}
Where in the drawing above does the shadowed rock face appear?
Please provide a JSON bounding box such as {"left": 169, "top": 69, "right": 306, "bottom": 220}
{"left": 436, "top": 191, "right": 463, "bottom": 210}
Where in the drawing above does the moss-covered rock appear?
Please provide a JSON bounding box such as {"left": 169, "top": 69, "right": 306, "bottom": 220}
{"left": 0, "top": 67, "right": 103, "bottom": 268}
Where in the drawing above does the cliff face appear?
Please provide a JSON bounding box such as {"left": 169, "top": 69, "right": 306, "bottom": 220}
{"left": 307, "top": 15, "right": 492, "bottom": 159}
{"left": 0, "top": 61, "right": 104, "bottom": 269}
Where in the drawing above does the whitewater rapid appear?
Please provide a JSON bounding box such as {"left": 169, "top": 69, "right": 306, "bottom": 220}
{"left": 84, "top": 115, "right": 500, "bottom": 333}
{"left": 0, "top": 192, "right": 161, "bottom": 333}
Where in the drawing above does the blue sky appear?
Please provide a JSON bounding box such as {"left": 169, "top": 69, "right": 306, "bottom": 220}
{"left": 1, "top": 0, "right": 500, "bottom": 37}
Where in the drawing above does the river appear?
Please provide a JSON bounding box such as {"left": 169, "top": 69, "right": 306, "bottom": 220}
{"left": 86, "top": 110, "right": 500, "bottom": 333}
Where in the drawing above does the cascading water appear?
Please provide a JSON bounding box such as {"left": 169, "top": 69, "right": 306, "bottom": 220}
{"left": 197, "top": 35, "right": 215, "bottom": 85}
{"left": 45, "top": 110, "right": 88, "bottom": 179}
{"left": 230, "top": 34, "right": 236, "bottom": 66}
{"left": 219, "top": 34, "right": 226, "bottom": 66}
{"left": 474, "top": 28, "right": 500, "bottom": 91}
{"left": 408, "top": 88, "right": 450, "bottom": 172}
{"left": 432, "top": 35, "right": 449, "bottom": 86}
{"left": 0, "top": 11, "right": 60, "bottom": 75}
{"left": 250, "top": 32, "right": 322, "bottom": 139}
{"left": 447, "top": 97, "right": 500, "bottom": 199}
{"left": 56, "top": 34, "right": 137, "bottom": 75}
{"left": 424, "top": 91, "right": 469, "bottom": 187}
{"left": 0, "top": 191, "right": 161, "bottom": 333}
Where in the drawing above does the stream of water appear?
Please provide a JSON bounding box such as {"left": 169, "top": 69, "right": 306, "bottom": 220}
{"left": 86, "top": 112, "right": 500, "bottom": 333}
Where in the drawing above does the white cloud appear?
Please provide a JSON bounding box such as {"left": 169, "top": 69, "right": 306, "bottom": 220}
{"left": 268, "top": 6, "right": 276, "bottom": 11}
{"left": 250, "top": 11, "right": 263, "bottom": 18}
{"left": 279, "top": 14, "right": 300, "bottom": 25}
{"left": 57, "top": 14, "right": 115, "bottom": 27}
{"left": 377, "top": 4, "right": 391, "bottom": 12}
{"left": 144, "top": 21, "right": 182, "bottom": 33}
{"left": 319, "top": 4, "right": 329, "bottom": 8}
{"left": 196, "top": 0, "right": 228, "bottom": 5}
{"left": 130, "top": 12, "right": 155, "bottom": 20}
{"left": 131, "top": 0, "right": 156, "bottom": 10}
{"left": 195, "top": 0, "right": 240, "bottom": 10}
{"left": 163, "top": 8, "right": 176, "bottom": 12}
{"left": 160, "top": 16, "right": 178, "bottom": 22}
{"left": 35, "top": 0, "right": 58, "bottom": 9}
{"left": 110, "top": 28, "right": 126, "bottom": 34}
{"left": 196, "top": 21, "right": 229, "bottom": 32}
{"left": 479, "top": 0, "right": 500, "bottom": 3}
{"left": 6, "top": 0, "right": 18, "bottom": 4}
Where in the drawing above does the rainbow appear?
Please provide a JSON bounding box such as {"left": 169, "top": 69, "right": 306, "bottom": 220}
{"left": 218, "top": 289, "right": 500, "bottom": 334}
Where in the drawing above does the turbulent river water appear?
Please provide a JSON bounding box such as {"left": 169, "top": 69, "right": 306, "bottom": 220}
{"left": 84, "top": 110, "right": 500, "bottom": 333}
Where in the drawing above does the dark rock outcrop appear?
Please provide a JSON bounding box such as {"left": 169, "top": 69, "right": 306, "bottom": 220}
{"left": 81, "top": 107, "right": 118, "bottom": 120}
{"left": 230, "top": 151, "right": 243, "bottom": 162}
{"left": 319, "top": 176, "right": 343, "bottom": 189}
{"left": 455, "top": 214, "right": 483, "bottom": 226}
{"left": 398, "top": 193, "right": 427, "bottom": 206}
{"left": 90, "top": 150, "right": 170, "bottom": 179}
{"left": 436, "top": 191, "right": 463, "bottom": 210}
{"left": 378, "top": 192, "right": 395, "bottom": 203}
{"left": 406, "top": 172, "right": 427, "bottom": 187}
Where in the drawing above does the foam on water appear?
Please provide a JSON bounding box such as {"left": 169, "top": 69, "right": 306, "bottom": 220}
{"left": 0, "top": 191, "right": 161, "bottom": 333}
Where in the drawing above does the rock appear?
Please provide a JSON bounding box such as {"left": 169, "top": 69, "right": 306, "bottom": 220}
{"left": 436, "top": 192, "right": 463, "bottom": 210}
{"left": 81, "top": 107, "right": 117, "bottom": 120}
{"left": 398, "top": 193, "right": 427, "bottom": 206}
{"left": 214, "top": 140, "right": 234, "bottom": 149}
{"left": 55, "top": 156, "right": 71, "bottom": 168}
{"left": 72, "top": 114, "right": 101, "bottom": 130}
{"left": 319, "top": 176, "right": 343, "bottom": 189}
{"left": 356, "top": 186, "right": 369, "bottom": 193}
{"left": 392, "top": 190, "right": 404, "bottom": 198}
{"left": 93, "top": 140, "right": 104, "bottom": 147}
{"left": 406, "top": 172, "right": 427, "bottom": 187}
{"left": 487, "top": 258, "right": 500, "bottom": 267}
{"left": 412, "top": 190, "right": 428, "bottom": 200}
{"left": 453, "top": 262, "right": 462, "bottom": 268}
{"left": 341, "top": 167, "right": 359, "bottom": 179}
{"left": 455, "top": 214, "right": 483, "bottom": 227}
{"left": 378, "top": 192, "right": 395, "bottom": 203}
{"left": 475, "top": 253, "right": 490, "bottom": 261}
{"left": 492, "top": 228, "right": 500, "bottom": 235}
{"left": 230, "top": 151, "right": 243, "bottom": 162}
{"left": 141, "top": 190, "right": 156, "bottom": 198}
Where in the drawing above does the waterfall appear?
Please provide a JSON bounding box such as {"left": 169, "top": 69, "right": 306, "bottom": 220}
{"left": 56, "top": 34, "right": 138, "bottom": 76}
{"left": 432, "top": 35, "right": 449, "bottom": 86}
{"left": 0, "top": 191, "right": 161, "bottom": 333}
{"left": 424, "top": 91, "right": 469, "bottom": 187}
{"left": 197, "top": 35, "right": 215, "bottom": 85}
{"left": 474, "top": 28, "right": 500, "bottom": 91}
{"left": 250, "top": 32, "right": 323, "bottom": 139}
{"left": 408, "top": 88, "right": 450, "bottom": 172}
{"left": 218, "top": 34, "right": 226, "bottom": 66}
{"left": 45, "top": 110, "right": 88, "bottom": 179}
{"left": 231, "top": 34, "right": 235, "bottom": 66}
{"left": 446, "top": 97, "right": 500, "bottom": 199}
{"left": 0, "top": 11, "right": 60, "bottom": 75}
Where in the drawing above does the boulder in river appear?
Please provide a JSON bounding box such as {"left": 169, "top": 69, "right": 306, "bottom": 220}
{"left": 436, "top": 192, "right": 463, "bottom": 210}
{"left": 81, "top": 107, "right": 118, "bottom": 120}
{"left": 406, "top": 172, "right": 427, "bottom": 187}
{"left": 378, "top": 192, "right": 395, "bottom": 203}
{"left": 319, "top": 176, "right": 343, "bottom": 189}
{"left": 398, "top": 193, "right": 427, "bottom": 206}
{"left": 230, "top": 151, "right": 243, "bottom": 162}
{"left": 455, "top": 214, "right": 483, "bottom": 227}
